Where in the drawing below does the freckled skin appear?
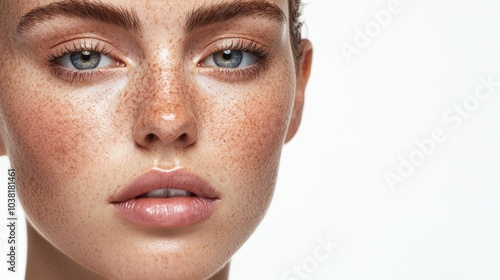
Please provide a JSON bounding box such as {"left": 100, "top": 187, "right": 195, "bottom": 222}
{"left": 0, "top": 0, "right": 312, "bottom": 280}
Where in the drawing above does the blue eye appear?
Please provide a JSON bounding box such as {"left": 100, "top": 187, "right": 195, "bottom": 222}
{"left": 58, "top": 50, "right": 114, "bottom": 70}
{"left": 69, "top": 51, "right": 100, "bottom": 69}
{"left": 202, "top": 49, "right": 258, "bottom": 68}
{"left": 214, "top": 50, "right": 242, "bottom": 68}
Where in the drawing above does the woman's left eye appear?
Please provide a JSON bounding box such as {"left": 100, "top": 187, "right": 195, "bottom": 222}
{"left": 201, "top": 50, "right": 258, "bottom": 68}
{"left": 57, "top": 51, "right": 114, "bottom": 70}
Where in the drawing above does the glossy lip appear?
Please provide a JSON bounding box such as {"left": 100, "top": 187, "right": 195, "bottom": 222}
{"left": 110, "top": 168, "right": 220, "bottom": 227}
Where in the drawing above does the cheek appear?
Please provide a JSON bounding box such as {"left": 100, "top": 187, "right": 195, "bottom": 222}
{"left": 196, "top": 69, "right": 296, "bottom": 235}
{"left": 0, "top": 69, "right": 118, "bottom": 238}
{"left": 199, "top": 66, "right": 296, "bottom": 164}
{"left": 3, "top": 97, "right": 93, "bottom": 223}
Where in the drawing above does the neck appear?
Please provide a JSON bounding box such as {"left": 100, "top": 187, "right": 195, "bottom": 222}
{"left": 25, "top": 222, "right": 230, "bottom": 280}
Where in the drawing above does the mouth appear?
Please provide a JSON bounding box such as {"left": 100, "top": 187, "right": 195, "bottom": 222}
{"left": 111, "top": 168, "right": 219, "bottom": 228}
{"left": 135, "top": 188, "right": 196, "bottom": 199}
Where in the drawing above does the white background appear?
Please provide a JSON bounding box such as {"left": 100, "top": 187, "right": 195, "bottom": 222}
{"left": 2, "top": 0, "right": 500, "bottom": 279}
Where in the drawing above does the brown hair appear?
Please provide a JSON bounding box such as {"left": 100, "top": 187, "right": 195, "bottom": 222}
{"left": 289, "top": 0, "right": 303, "bottom": 64}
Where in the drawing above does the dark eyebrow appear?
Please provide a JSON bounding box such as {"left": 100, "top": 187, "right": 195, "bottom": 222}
{"left": 185, "top": 0, "right": 286, "bottom": 32}
{"left": 16, "top": 0, "right": 142, "bottom": 34}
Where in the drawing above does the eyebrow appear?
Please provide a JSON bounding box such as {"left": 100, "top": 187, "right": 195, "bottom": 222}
{"left": 16, "top": 0, "right": 142, "bottom": 34}
{"left": 185, "top": 0, "right": 286, "bottom": 32}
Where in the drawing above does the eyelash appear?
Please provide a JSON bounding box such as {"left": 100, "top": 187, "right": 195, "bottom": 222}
{"left": 45, "top": 39, "right": 272, "bottom": 83}
{"left": 46, "top": 41, "right": 116, "bottom": 83}
{"left": 200, "top": 39, "right": 272, "bottom": 80}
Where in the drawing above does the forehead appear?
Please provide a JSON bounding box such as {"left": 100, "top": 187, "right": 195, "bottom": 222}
{"left": 9, "top": 0, "right": 288, "bottom": 10}
{"left": 1, "top": 0, "right": 291, "bottom": 43}
{"left": 3, "top": 0, "right": 290, "bottom": 26}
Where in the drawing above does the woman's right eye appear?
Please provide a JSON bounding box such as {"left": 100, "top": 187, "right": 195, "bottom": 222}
{"left": 56, "top": 50, "right": 116, "bottom": 70}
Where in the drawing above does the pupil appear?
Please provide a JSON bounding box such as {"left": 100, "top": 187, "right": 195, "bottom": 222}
{"left": 81, "top": 50, "right": 91, "bottom": 61}
{"left": 223, "top": 51, "right": 232, "bottom": 60}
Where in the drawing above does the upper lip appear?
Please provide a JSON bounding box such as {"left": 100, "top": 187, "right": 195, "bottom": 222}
{"left": 110, "top": 168, "right": 219, "bottom": 203}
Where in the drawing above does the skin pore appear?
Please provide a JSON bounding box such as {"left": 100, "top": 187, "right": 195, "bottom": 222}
{"left": 0, "top": 0, "right": 312, "bottom": 279}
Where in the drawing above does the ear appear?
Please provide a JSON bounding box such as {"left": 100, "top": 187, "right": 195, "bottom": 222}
{"left": 285, "top": 39, "right": 313, "bottom": 143}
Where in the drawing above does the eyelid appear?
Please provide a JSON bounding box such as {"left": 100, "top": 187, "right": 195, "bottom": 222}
{"left": 195, "top": 38, "right": 271, "bottom": 64}
{"left": 47, "top": 39, "right": 123, "bottom": 66}
{"left": 195, "top": 38, "right": 272, "bottom": 81}
{"left": 200, "top": 50, "right": 258, "bottom": 68}
{"left": 46, "top": 38, "right": 126, "bottom": 83}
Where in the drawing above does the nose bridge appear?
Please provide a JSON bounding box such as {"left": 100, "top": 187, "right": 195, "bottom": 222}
{"left": 146, "top": 61, "right": 186, "bottom": 110}
{"left": 132, "top": 49, "right": 198, "bottom": 149}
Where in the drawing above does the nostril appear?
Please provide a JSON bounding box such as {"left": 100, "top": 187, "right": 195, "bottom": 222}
{"left": 133, "top": 115, "right": 198, "bottom": 148}
{"left": 144, "top": 133, "right": 188, "bottom": 144}
{"left": 146, "top": 133, "right": 156, "bottom": 142}
{"left": 178, "top": 133, "right": 188, "bottom": 141}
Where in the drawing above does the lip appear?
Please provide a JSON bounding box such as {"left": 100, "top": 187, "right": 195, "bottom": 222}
{"left": 111, "top": 168, "right": 219, "bottom": 227}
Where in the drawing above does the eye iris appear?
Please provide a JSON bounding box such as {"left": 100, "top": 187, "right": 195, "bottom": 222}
{"left": 70, "top": 51, "right": 101, "bottom": 70}
{"left": 214, "top": 50, "right": 243, "bottom": 68}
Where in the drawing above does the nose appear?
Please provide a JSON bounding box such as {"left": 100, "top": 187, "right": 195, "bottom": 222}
{"left": 132, "top": 71, "right": 198, "bottom": 150}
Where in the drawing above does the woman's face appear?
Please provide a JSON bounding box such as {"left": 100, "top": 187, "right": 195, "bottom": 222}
{"left": 0, "top": 0, "right": 311, "bottom": 279}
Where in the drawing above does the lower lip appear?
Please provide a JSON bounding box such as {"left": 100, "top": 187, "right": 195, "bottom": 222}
{"left": 113, "top": 197, "right": 217, "bottom": 227}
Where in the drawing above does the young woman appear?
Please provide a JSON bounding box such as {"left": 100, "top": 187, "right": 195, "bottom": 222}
{"left": 0, "top": 0, "right": 312, "bottom": 279}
